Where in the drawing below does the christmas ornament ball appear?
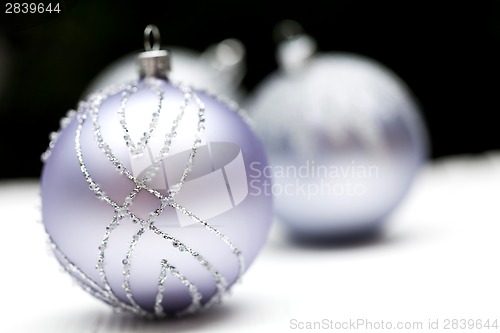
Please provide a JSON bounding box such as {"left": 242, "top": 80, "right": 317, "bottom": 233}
{"left": 40, "top": 27, "right": 272, "bottom": 317}
{"left": 246, "top": 32, "right": 428, "bottom": 240}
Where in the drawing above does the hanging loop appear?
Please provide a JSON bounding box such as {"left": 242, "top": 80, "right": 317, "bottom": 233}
{"left": 144, "top": 24, "right": 161, "bottom": 51}
{"left": 139, "top": 24, "right": 170, "bottom": 80}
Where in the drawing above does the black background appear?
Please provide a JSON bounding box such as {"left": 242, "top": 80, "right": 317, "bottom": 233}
{"left": 0, "top": 0, "right": 499, "bottom": 179}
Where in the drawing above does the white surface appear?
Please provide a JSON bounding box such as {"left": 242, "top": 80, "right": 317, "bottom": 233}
{"left": 2, "top": 152, "right": 500, "bottom": 332}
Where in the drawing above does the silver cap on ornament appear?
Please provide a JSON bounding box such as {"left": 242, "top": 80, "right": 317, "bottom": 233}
{"left": 138, "top": 24, "right": 171, "bottom": 80}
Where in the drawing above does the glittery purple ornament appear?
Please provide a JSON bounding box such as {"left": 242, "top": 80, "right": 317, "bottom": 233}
{"left": 246, "top": 22, "right": 428, "bottom": 241}
{"left": 40, "top": 26, "right": 272, "bottom": 317}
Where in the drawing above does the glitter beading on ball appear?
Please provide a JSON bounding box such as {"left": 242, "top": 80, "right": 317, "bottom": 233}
{"left": 40, "top": 29, "right": 272, "bottom": 317}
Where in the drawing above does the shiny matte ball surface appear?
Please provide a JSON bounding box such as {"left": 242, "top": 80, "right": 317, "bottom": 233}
{"left": 246, "top": 53, "right": 428, "bottom": 239}
{"left": 41, "top": 79, "right": 272, "bottom": 316}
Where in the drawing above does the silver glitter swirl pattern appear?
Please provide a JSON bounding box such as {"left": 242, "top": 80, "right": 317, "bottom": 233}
{"left": 119, "top": 82, "right": 164, "bottom": 156}
{"left": 43, "top": 78, "right": 246, "bottom": 318}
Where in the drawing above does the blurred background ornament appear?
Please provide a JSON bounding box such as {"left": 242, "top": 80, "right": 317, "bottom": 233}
{"left": 40, "top": 25, "right": 272, "bottom": 317}
{"left": 245, "top": 20, "right": 429, "bottom": 241}
{"left": 83, "top": 37, "right": 247, "bottom": 103}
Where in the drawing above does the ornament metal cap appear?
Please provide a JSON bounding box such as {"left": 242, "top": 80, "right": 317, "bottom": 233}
{"left": 138, "top": 24, "right": 171, "bottom": 80}
{"left": 274, "top": 20, "right": 317, "bottom": 72}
